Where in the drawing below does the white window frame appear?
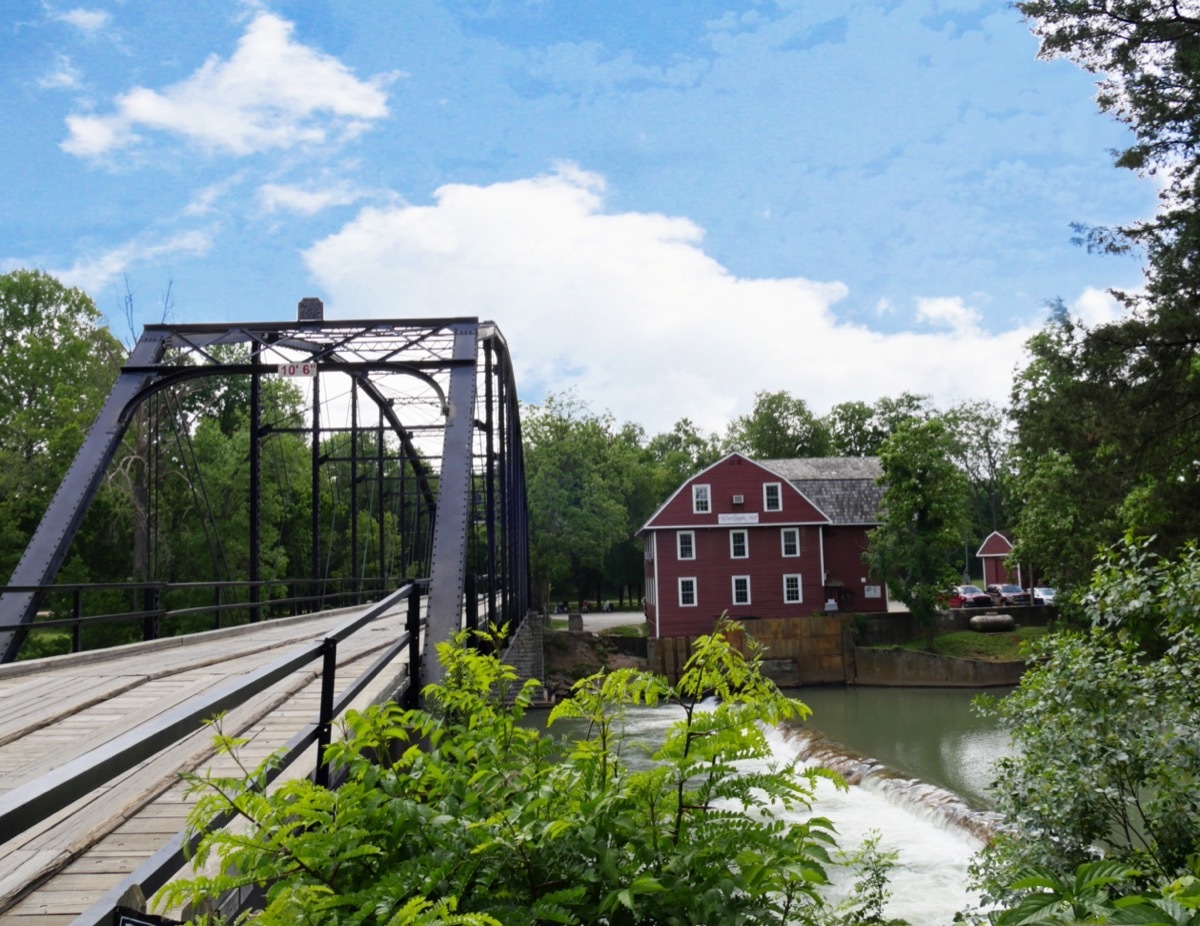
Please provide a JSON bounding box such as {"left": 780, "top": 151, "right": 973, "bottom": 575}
{"left": 783, "top": 573, "right": 803, "bottom": 604}
{"left": 729, "top": 528, "right": 749, "bottom": 559}
{"left": 781, "top": 527, "right": 800, "bottom": 558}
{"left": 692, "top": 483, "right": 711, "bottom": 514}
{"left": 732, "top": 575, "right": 751, "bottom": 606}
{"left": 679, "top": 577, "right": 698, "bottom": 608}
{"left": 677, "top": 530, "right": 696, "bottom": 560}
{"left": 763, "top": 482, "right": 782, "bottom": 512}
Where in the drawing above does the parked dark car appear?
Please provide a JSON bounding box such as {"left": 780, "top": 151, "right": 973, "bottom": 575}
{"left": 987, "top": 583, "right": 1030, "bottom": 606}
{"left": 947, "top": 584, "right": 992, "bottom": 608}
{"left": 1028, "top": 586, "right": 1056, "bottom": 606}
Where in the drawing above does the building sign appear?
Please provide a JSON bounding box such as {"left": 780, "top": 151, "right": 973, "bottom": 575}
{"left": 718, "top": 513, "right": 759, "bottom": 525}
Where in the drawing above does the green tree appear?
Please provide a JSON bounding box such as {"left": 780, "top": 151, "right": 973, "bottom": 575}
{"left": 643, "top": 417, "right": 723, "bottom": 498}
{"left": 523, "top": 392, "right": 636, "bottom": 608}
{"left": 1008, "top": 311, "right": 1131, "bottom": 589}
{"left": 724, "top": 390, "right": 832, "bottom": 459}
{"left": 0, "top": 269, "right": 124, "bottom": 580}
{"left": 939, "top": 399, "right": 1020, "bottom": 581}
{"left": 974, "top": 537, "right": 1200, "bottom": 907}
{"left": 863, "top": 418, "right": 970, "bottom": 643}
{"left": 1007, "top": 2, "right": 1200, "bottom": 585}
{"left": 157, "top": 621, "right": 848, "bottom": 925}
{"left": 823, "top": 393, "right": 930, "bottom": 458}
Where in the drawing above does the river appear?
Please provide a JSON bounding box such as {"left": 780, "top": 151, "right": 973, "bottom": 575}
{"left": 539, "top": 684, "right": 1013, "bottom": 924}
{"left": 784, "top": 684, "right": 1014, "bottom": 922}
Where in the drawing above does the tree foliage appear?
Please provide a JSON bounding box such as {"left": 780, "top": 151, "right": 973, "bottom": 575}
{"left": 864, "top": 418, "right": 970, "bottom": 640}
{"left": 643, "top": 417, "right": 723, "bottom": 498}
{"left": 157, "top": 622, "right": 861, "bottom": 925}
{"left": 824, "top": 393, "right": 930, "bottom": 458}
{"left": 0, "top": 270, "right": 124, "bottom": 579}
{"left": 942, "top": 399, "right": 1014, "bottom": 540}
{"left": 975, "top": 537, "right": 1200, "bottom": 911}
{"left": 523, "top": 392, "right": 642, "bottom": 607}
{"left": 1008, "top": 1, "right": 1200, "bottom": 585}
{"left": 724, "top": 390, "right": 832, "bottom": 459}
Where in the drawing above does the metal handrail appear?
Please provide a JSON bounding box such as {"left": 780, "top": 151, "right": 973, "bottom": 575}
{"left": 0, "top": 583, "right": 417, "bottom": 846}
{"left": 0, "top": 577, "right": 407, "bottom": 658}
{"left": 70, "top": 585, "right": 426, "bottom": 926}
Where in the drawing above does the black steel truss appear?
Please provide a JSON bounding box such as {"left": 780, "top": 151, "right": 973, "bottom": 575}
{"left": 0, "top": 313, "right": 529, "bottom": 664}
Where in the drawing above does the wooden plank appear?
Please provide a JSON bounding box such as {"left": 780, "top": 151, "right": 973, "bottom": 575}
{"left": 1, "top": 668, "right": 296, "bottom": 787}
{"left": 0, "top": 849, "right": 69, "bottom": 905}
{"left": 7, "top": 888, "right": 111, "bottom": 915}
{"left": 2, "top": 669, "right": 324, "bottom": 911}
{"left": 111, "top": 814, "right": 193, "bottom": 836}
{"left": 56, "top": 855, "right": 140, "bottom": 875}
{"left": 0, "top": 608, "right": 410, "bottom": 919}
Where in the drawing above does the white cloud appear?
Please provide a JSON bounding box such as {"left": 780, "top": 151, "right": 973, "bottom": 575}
{"left": 1071, "top": 286, "right": 1127, "bottom": 327}
{"left": 258, "top": 181, "right": 364, "bottom": 215}
{"left": 303, "top": 166, "right": 1045, "bottom": 434}
{"left": 53, "top": 230, "right": 212, "bottom": 293}
{"left": 53, "top": 8, "right": 111, "bottom": 34}
{"left": 62, "top": 12, "right": 397, "bottom": 158}
{"left": 914, "top": 295, "right": 983, "bottom": 333}
{"left": 183, "top": 174, "right": 248, "bottom": 216}
{"left": 38, "top": 54, "right": 82, "bottom": 90}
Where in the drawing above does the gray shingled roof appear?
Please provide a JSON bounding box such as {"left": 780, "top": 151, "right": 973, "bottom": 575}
{"left": 759, "top": 457, "right": 884, "bottom": 525}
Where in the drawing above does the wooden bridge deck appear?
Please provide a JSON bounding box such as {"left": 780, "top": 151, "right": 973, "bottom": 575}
{"left": 0, "top": 604, "right": 415, "bottom": 925}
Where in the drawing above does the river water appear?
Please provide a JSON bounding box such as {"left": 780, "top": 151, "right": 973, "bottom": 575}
{"left": 783, "top": 685, "right": 1014, "bottom": 923}
{"left": 538, "top": 684, "right": 1013, "bottom": 924}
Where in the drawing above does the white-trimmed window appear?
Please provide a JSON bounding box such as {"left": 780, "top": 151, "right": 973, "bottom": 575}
{"left": 729, "top": 528, "right": 748, "bottom": 559}
{"left": 679, "top": 577, "right": 698, "bottom": 607}
{"left": 781, "top": 527, "right": 800, "bottom": 557}
{"left": 732, "top": 575, "right": 751, "bottom": 605}
{"left": 764, "top": 482, "right": 782, "bottom": 512}
{"left": 783, "top": 574, "right": 803, "bottom": 604}
{"left": 677, "top": 530, "right": 696, "bottom": 560}
{"left": 692, "top": 484, "right": 711, "bottom": 513}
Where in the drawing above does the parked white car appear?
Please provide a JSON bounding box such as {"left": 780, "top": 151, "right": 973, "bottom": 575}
{"left": 1029, "top": 586, "right": 1056, "bottom": 606}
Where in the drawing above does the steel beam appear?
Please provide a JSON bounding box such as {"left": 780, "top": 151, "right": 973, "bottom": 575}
{"left": 0, "top": 332, "right": 169, "bottom": 661}
{"left": 423, "top": 321, "right": 479, "bottom": 683}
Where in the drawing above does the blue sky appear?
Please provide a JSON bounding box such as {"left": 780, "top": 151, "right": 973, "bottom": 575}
{"left": 1, "top": 1, "right": 1153, "bottom": 434}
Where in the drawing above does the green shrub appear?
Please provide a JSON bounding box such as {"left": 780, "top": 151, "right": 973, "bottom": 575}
{"left": 158, "top": 619, "right": 848, "bottom": 925}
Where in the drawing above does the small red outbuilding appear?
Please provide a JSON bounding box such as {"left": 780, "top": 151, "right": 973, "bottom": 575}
{"left": 976, "top": 531, "right": 1021, "bottom": 587}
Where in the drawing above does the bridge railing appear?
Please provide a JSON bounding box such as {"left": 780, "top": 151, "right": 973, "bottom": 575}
{"left": 0, "top": 581, "right": 425, "bottom": 926}
{"left": 0, "top": 576, "right": 410, "bottom": 660}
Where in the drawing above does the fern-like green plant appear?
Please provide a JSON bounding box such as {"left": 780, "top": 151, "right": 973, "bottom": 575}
{"left": 157, "top": 618, "right": 847, "bottom": 925}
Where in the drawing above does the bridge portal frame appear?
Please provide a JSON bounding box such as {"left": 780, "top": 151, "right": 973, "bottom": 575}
{"left": 0, "top": 313, "right": 530, "bottom": 665}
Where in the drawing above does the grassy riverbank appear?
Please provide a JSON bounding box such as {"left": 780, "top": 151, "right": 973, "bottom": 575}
{"left": 881, "top": 625, "right": 1046, "bottom": 661}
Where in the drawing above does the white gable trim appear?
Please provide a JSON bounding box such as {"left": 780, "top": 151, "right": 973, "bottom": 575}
{"left": 976, "top": 530, "right": 1014, "bottom": 559}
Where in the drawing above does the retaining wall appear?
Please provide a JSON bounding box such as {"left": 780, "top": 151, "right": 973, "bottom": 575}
{"left": 851, "top": 646, "right": 1025, "bottom": 687}
{"left": 648, "top": 608, "right": 1037, "bottom": 688}
{"left": 502, "top": 611, "right": 545, "bottom": 695}
{"left": 648, "top": 613, "right": 852, "bottom": 686}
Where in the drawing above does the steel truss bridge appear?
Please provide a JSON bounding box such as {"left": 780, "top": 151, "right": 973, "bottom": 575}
{"left": 0, "top": 309, "right": 532, "bottom": 924}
